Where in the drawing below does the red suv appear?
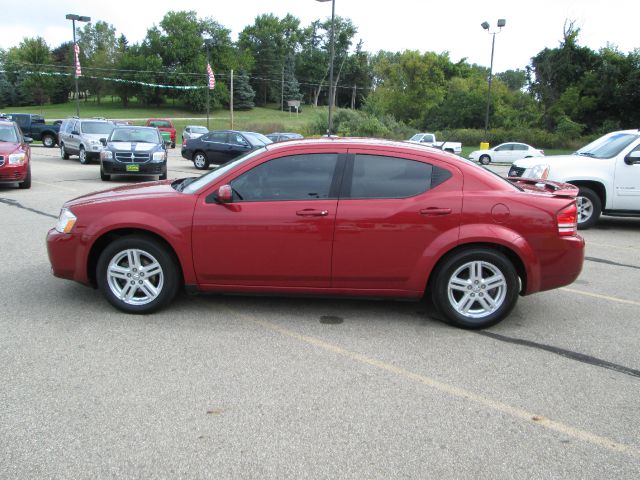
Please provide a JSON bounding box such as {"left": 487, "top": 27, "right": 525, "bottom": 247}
{"left": 0, "top": 119, "right": 32, "bottom": 189}
{"left": 145, "top": 118, "right": 176, "bottom": 148}
{"left": 46, "top": 139, "right": 584, "bottom": 329}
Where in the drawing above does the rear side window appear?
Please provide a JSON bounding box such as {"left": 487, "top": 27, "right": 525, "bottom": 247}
{"left": 346, "top": 154, "right": 441, "bottom": 199}
{"left": 230, "top": 154, "right": 338, "bottom": 201}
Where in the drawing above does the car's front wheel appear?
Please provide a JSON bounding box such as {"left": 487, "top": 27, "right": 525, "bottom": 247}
{"left": 18, "top": 166, "right": 31, "bottom": 189}
{"left": 100, "top": 169, "right": 110, "bottom": 181}
{"left": 431, "top": 248, "right": 519, "bottom": 329}
{"left": 193, "top": 152, "right": 210, "bottom": 170}
{"left": 576, "top": 187, "right": 602, "bottom": 230}
{"left": 96, "top": 236, "right": 180, "bottom": 314}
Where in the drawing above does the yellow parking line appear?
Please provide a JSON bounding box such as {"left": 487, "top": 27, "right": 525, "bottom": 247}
{"left": 228, "top": 308, "right": 640, "bottom": 459}
{"left": 561, "top": 287, "right": 640, "bottom": 306}
{"left": 32, "top": 180, "right": 77, "bottom": 192}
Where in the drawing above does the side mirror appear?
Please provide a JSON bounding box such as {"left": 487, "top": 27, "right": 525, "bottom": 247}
{"left": 215, "top": 184, "right": 233, "bottom": 204}
{"left": 23, "top": 136, "right": 33, "bottom": 144}
{"left": 100, "top": 138, "right": 107, "bottom": 146}
{"left": 164, "top": 139, "right": 172, "bottom": 147}
{"left": 71, "top": 130, "right": 80, "bottom": 136}
{"left": 624, "top": 150, "right": 640, "bottom": 165}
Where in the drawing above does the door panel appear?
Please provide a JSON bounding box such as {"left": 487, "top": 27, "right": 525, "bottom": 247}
{"left": 613, "top": 145, "right": 640, "bottom": 209}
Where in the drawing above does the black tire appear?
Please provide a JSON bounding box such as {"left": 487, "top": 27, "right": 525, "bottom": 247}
{"left": 431, "top": 248, "right": 519, "bottom": 329}
{"left": 79, "top": 146, "right": 89, "bottom": 164}
{"left": 60, "top": 144, "right": 70, "bottom": 159}
{"left": 42, "top": 134, "right": 55, "bottom": 148}
{"left": 100, "top": 169, "right": 110, "bottom": 181}
{"left": 18, "top": 166, "right": 31, "bottom": 189}
{"left": 171, "top": 142, "right": 176, "bottom": 149}
{"left": 159, "top": 172, "right": 167, "bottom": 181}
{"left": 576, "top": 186, "right": 602, "bottom": 230}
{"left": 96, "top": 235, "right": 180, "bottom": 314}
{"left": 193, "top": 152, "right": 210, "bottom": 170}
{"left": 479, "top": 154, "right": 491, "bottom": 165}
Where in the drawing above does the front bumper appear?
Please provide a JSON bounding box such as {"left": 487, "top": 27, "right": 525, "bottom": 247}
{"left": 46, "top": 228, "right": 92, "bottom": 285}
{"left": 101, "top": 159, "right": 166, "bottom": 176}
{"left": 0, "top": 163, "right": 28, "bottom": 183}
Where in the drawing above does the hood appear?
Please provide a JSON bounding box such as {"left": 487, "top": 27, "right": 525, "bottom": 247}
{"left": 82, "top": 133, "right": 108, "bottom": 142}
{"left": 512, "top": 154, "right": 577, "bottom": 168}
{"left": 65, "top": 180, "right": 179, "bottom": 208}
{"left": 0, "top": 142, "right": 21, "bottom": 155}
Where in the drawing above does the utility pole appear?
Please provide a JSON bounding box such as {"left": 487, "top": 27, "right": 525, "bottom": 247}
{"left": 281, "top": 65, "right": 285, "bottom": 113}
{"left": 230, "top": 69, "right": 234, "bottom": 129}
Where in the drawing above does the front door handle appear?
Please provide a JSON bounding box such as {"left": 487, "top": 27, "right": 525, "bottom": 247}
{"left": 296, "top": 209, "right": 329, "bottom": 217}
{"left": 420, "top": 207, "right": 452, "bottom": 216}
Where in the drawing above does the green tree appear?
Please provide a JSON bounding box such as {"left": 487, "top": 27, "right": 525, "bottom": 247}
{"left": 233, "top": 71, "right": 255, "bottom": 110}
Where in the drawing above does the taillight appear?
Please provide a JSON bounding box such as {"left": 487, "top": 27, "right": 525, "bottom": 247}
{"left": 182, "top": 137, "right": 186, "bottom": 146}
{"left": 557, "top": 203, "right": 577, "bottom": 236}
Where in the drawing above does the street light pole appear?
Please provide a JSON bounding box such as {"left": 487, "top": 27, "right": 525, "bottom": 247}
{"left": 481, "top": 19, "right": 506, "bottom": 142}
{"left": 205, "top": 39, "right": 213, "bottom": 130}
{"left": 316, "top": 0, "right": 336, "bottom": 135}
{"left": 65, "top": 14, "right": 91, "bottom": 117}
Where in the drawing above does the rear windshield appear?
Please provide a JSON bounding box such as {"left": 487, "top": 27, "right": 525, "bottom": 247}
{"left": 191, "top": 126, "right": 208, "bottom": 134}
{"left": 81, "top": 121, "right": 114, "bottom": 135}
{"left": 110, "top": 128, "right": 160, "bottom": 143}
{"left": 148, "top": 120, "right": 172, "bottom": 128}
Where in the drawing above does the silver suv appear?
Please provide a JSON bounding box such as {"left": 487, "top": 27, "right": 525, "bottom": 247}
{"left": 59, "top": 118, "right": 115, "bottom": 164}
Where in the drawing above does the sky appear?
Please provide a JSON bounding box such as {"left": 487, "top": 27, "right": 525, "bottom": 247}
{"left": 1, "top": 0, "right": 638, "bottom": 73}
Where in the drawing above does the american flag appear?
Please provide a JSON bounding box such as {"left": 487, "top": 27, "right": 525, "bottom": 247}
{"left": 207, "top": 63, "right": 215, "bottom": 90}
{"left": 74, "top": 44, "right": 82, "bottom": 77}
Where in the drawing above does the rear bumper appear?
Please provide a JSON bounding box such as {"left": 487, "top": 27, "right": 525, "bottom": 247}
{"left": 531, "top": 235, "right": 585, "bottom": 294}
{"left": 181, "top": 148, "right": 194, "bottom": 160}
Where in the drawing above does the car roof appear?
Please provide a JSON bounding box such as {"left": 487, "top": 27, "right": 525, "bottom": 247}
{"left": 113, "top": 125, "right": 157, "bottom": 130}
{"left": 0, "top": 119, "right": 16, "bottom": 126}
{"left": 263, "top": 137, "right": 458, "bottom": 154}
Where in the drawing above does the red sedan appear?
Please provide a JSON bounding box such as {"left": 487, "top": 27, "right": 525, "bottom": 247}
{"left": 46, "top": 139, "right": 584, "bottom": 329}
{"left": 0, "top": 119, "right": 32, "bottom": 189}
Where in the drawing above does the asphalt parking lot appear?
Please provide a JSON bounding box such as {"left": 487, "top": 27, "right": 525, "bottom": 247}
{"left": 1, "top": 146, "right": 639, "bottom": 479}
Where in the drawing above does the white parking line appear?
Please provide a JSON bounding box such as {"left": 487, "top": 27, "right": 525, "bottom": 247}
{"left": 228, "top": 308, "right": 640, "bottom": 459}
{"left": 586, "top": 241, "right": 636, "bottom": 251}
{"left": 32, "top": 180, "right": 78, "bottom": 192}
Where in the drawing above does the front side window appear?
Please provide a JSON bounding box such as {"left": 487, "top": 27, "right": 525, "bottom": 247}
{"left": 347, "top": 155, "right": 434, "bottom": 199}
{"left": 230, "top": 154, "right": 338, "bottom": 201}
{"left": 230, "top": 134, "right": 249, "bottom": 146}
{"left": 495, "top": 144, "right": 513, "bottom": 151}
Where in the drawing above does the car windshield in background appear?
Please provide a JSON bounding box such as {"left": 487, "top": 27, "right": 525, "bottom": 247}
{"left": 191, "top": 127, "right": 208, "bottom": 134}
{"left": 244, "top": 132, "right": 273, "bottom": 147}
{"left": 409, "top": 134, "right": 423, "bottom": 141}
{"left": 575, "top": 133, "right": 639, "bottom": 159}
{"left": 149, "top": 120, "right": 171, "bottom": 128}
{"left": 111, "top": 129, "right": 159, "bottom": 143}
{"left": 0, "top": 125, "right": 18, "bottom": 143}
{"left": 181, "top": 147, "right": 266, "bottom": 194}
{"left": 81, "top": 122, "right": 114, "bottom": 135}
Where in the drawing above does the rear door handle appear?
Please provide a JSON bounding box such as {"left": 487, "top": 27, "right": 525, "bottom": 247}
{"left": 296, "top": 209, "right": 329, "bottom": 217}
{"left": 420, "top": 207, "right": 452, "bottom": 216}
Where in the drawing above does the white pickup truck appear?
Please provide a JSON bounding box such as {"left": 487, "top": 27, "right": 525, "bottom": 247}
{"left": 408, "top": 133, "right": 462, "bottom": 155}
{"left": 509, "top": 129, "right": 640, "bottom": 229}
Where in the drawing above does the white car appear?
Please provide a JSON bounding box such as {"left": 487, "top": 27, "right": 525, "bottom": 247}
{"left": 469, "top": 142, "right": 544, "bottom": 165}
{"left": 181, "top": 125, "right": 208, "bottom": 143}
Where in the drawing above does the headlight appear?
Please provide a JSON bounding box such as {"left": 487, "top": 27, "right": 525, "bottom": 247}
{"left": 8, "top": 153, "right": 26, "bottom": 165}
{"left": 152, "top": 151, "right": 167, "bottom": 162}
{"left": 90, "top": 139, "right": 101, "bottom": 145}
{"left": 526, "top": 164, "right": 550, "bottom": 180}
{"left": 101, "top": 150, "right": 113, "bottom": 160}
{"left": 55, "top": 208, "right": 77, "bottom": 234}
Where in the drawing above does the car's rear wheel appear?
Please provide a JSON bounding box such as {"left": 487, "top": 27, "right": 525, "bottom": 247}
{"left": 96, "top": 236, "right": 180, "bottom": 314}
{"left": 431, "top": 248, "right": 519, "bottom": 329}
{"left": 18, "top": 166, "right": 31, "bottom": 189}
{"left": 60, "top": 144, "right": 70, "bottom": 159}
{"left": 576, "top": 187, "right": 601, "bottom": 230}
{"left": 479, "top": 155, "right": 491, "bottom": 165}
{"left": 42, "top": 134, "right": 55, "bottom": 148}
{"left": 79, "top": 146, "right": 88, "bottom": 164}
{"left": 193, "top": 152, "right": 209, "bottom": 170}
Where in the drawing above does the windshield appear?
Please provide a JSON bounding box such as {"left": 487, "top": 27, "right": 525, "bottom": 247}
{"left": 409, "top": 134, "right": 423, "bottom": 141}
{"left": 243, "top": 132, "right": 273, "bottom": 147}
{"left": 110, "top": 128, "right": 160, "bottom": 143}
{"left": 81, "top": 121, "right": 114, "bottom": 135}
{"left": 575, "top": 132, "right": 639, "bottom": 159}
{"left": 0, "top": 125, "right": 19, "bottom": 143}
{"left": 182, "top": 148, "right": 267, "bottom": 194}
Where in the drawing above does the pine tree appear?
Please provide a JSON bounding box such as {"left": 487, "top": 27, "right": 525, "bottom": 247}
{"left": 282, "top": 55, "right": 302, "bottom": 111}
{"left": 233, "top": 71, "right": 255, "bottom": 111}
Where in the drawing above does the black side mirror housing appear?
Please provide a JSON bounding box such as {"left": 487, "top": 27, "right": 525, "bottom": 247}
{"left": 23, "top": 136, "right": 33, "bottom": 144}
{"left": 100, "top": 138, "right": 107, "bottom": 146}
{"left": 624, "top": 151, "right": 640, "bottom": 165}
